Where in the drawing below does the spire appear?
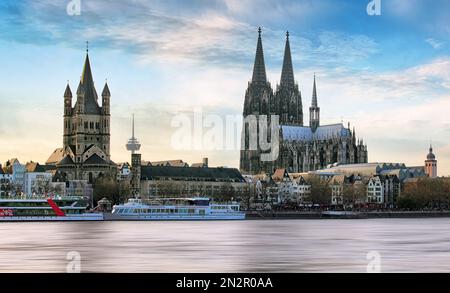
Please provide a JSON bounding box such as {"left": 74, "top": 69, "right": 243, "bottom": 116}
{"left": 81, "top": 52, "right": 94, "bottom": 87}
{"left": 280, "top": 31, "right": 295, "bottom": 87}
{"left": 132, "top": 113, "right": 135, "bottom": 139}
{"left": 312, "top": 74, "right": 318, "bottom": 107}
{"left": 76, "top": 44, "right": 101, "bottom": 114}
{"left": 251, "top": 27, "right": 267, "bottom": 84}
{"left": 427, "top": 143, "right": 436, "bottom": 160}
{"left": 310, "top": 73, "right": 320, "bottom": 132}
{"left": 64, "top": 82, "right": 72, "bottom": 97}
{"left": 102, "top": 81, "right": 110, "bottom": 96}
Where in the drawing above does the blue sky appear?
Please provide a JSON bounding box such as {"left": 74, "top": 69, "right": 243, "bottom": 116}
{"left": 1, "top": 0, "right": 450, "bottom": 174}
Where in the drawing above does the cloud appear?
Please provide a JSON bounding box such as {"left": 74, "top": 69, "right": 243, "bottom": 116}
{"left": 2, "top": 0, "right": 450, "bottom": 174}
{"left": 426, "top": 38, "right": 444, "bottom": 49}
{"left": 0, "top": 0, "right": 378, "bottom": 70}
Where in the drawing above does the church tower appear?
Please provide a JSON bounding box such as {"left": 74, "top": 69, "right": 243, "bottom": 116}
{"left": 63, "top": 46, "right": 111, "bottom": 163}
{"left": 309, "top": 75, "right": 320, "bottom": 132}
{"left": 240, "top": 27, "right": 274, "bottom": 174}
{"left": 274, "top": 31, "right": 303, "bottom": 126}
{"left": 425, "top": 145, "right": 437, "bottom": 178}
{"left": 47, "top": 43, "right": 116, "bottom": 183}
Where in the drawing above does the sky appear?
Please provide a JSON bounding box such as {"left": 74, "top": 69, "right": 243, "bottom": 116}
{"left": 1, "top": 0, "right": 450, "bottom": 174}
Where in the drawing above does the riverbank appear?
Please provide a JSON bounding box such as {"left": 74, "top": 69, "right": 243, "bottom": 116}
{"left": 245, "top": 210, "right": 450, "bottom": 219}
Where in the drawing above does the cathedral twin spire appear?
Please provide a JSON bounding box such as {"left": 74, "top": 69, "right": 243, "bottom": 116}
{"left": 251, "top": 28, "right": 319, "bottom": 128}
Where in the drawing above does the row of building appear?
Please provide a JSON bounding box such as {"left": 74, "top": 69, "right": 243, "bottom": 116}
{"left": 0, "top": 158, "right": 93, "bottom": 199}
{"left": 247, "top": 164, "right": 420, "bottom": 208}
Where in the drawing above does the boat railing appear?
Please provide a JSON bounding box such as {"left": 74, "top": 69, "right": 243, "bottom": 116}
{"left": 0, "top": 195, "right": 86, "bottom": 201}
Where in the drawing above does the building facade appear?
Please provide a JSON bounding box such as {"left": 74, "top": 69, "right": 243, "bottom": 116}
{"left": 240, "top": 28, "right": 368, "bottom": 175}
{"left": 0, "top": 170, "right": 13, "bottom": 197}
{"left": 139, "top": 165, "right": 248, "bottom": 199}
{"left": 46, "top": 49, "right": 117, "bottom": 183}
{"left": 367, "top": 176, "right": 384, "bottom": 204}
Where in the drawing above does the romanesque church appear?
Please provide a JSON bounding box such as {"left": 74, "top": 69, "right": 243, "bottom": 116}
{"left": 240, "top": 28, "right": 368, "bottom": 175}
{"left": 46, "top": 49, "right": 117, "bottom": 182}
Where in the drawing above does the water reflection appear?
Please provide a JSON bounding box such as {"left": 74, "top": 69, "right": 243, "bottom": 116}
{"left": 1, "top": 219, "right": 450, "bottom": 272}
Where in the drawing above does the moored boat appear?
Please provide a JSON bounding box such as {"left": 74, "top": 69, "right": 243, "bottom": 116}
{"left": 108, "top": 197, "right": 245, "bottom": 220}
{"left": 0, "top": 196, "right": 104, "bottom": 221}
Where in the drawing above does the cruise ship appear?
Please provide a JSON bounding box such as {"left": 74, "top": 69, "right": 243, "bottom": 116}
{"left": 109, "top": 197, "right": 246, "bottom": 220}
{"left": 0, "top": 196, "right": 104, "bottom": 221}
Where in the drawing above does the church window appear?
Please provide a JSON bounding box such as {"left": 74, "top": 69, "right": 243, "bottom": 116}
{"left": 84, "top": 122, "right": 88, "bottom": 129}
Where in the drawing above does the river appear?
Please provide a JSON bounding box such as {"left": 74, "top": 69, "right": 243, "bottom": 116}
{"left": 1, "top": 218, "right": 450, "bottom": 273}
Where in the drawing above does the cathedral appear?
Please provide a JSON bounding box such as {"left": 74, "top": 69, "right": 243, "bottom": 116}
{"left": 240, "top": 28, "right": 368, "bottom": 175}
{"left": 46, "top": 48, "right": 117, "bottom": 182}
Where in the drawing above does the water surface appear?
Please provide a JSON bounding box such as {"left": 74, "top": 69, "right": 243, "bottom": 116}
{"left": 1, "top": 219, "right": 449, "bottom": 272}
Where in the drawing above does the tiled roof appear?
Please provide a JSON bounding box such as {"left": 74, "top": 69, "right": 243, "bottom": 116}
{"left": 57, "top": 155, "right": 75, "bottom": 166}
{"left": 46, "top": 148, "right": 65, "bottom": 165}
{"left": 84, "top": 154, "right": 109, "bottom": 165}
{"left": 281, "top": 123, "right": 351, "bottom": 141}
{"left": 25, "top": 162, "right": 46, "bottom": 173}
{"left": 141, "top": 166, "right": 245, "bottom": 182}
{"left": 272, "top": 168, "right": 289, "bottom": 182}
{"left": 150, "top": 160, "right": 189, "bottom": 167}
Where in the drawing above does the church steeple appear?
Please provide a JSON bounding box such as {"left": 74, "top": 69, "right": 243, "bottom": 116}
{"left": 64, "top": 82, "right": 72, "bottom": 117}
{"left": 425, "top": 143, "right": 437, "bottom": 178}
{"left": 102, "top": 81, "right": 110, "bottom": 115}
{"left": 280, "top": 31, "right": 295, "bottom": 87}
{"left": 251, "top": 27, "right": 267, "bottom": 84}
{"left": 64, "top": 82, "right": 72, "bottom": 98}
{"left": 311, "top": 73, "right": 318, "bottom": 107}
{"left": 76, "top": 45, "right": 100, "bottom": 114}
{"left": 309, "top": 74, "right": 320, "bottom": 132}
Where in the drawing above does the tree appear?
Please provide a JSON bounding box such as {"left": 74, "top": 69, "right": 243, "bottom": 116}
{"left": 93, "top": 177, "right": 131, "bottom": 205}
{"left": 398, "top": 178, "right": 450, "bottom": 210}
{"left": 217, "top": 183, "right": 235, "bottom": 202}
{"left": 343, "top": 182, "right": 367, "bottom": 209}
{"left": 308, "top": 176, "right": 331, "bottom": 206}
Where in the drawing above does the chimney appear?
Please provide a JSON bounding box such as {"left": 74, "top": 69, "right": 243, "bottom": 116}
{"left": 202, "top": 158, "right": 209, "bottom": 168}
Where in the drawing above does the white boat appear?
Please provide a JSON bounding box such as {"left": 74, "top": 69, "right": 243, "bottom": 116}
{"left": 109, "top": 197, "right": 246, "bottom": 220}
{"left": 0, "top": 196, "right": 104, "bottom": 221}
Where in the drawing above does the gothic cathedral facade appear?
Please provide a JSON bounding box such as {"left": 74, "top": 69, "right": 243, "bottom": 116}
{"left": 240, "top": 29, "right": 368, "bottom": 175}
